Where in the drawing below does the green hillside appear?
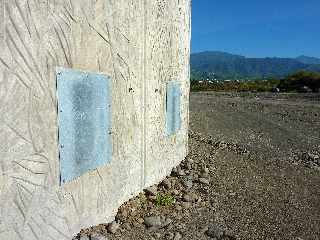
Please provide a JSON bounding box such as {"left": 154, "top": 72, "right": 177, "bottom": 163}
{"left": 191, "top": 51, "right": 320, "bottom": 80}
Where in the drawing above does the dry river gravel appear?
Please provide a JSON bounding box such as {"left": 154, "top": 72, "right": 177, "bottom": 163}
{"left": 74, "top": 92, "right": 320, "bottom": 240}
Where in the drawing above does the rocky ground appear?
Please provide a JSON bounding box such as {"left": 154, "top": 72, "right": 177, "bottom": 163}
{"left": 190, "top": 92, "right": 320, "bottom": 169}
{"left": 74, "top": 92, "right": 320, "bottom": 240}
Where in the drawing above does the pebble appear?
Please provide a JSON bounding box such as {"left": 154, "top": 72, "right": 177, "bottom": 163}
{"left": 144, "top": 216, "right": 162, "bottom": 228}
{"left": 172, "top": 189, "right": 180, "bottom": 196}
{"left": 107, "top": 221, "right": 120, "bottom": 234}
{"left": 133, "top": 221, "right": 141, "bottom": 227}
{"left": 182, "top": 176, "right": 193, "bottom": 189}
{"left": 166, "top": 232, "right": 175, "bottom": 239}
{"left": 308, "top": 153, "right": 320, "bottom": 162}
{"left": 91, "top": 233, "right": 107, "bottom": 240}
{"left": 182, "top": 194, "right": 193, "bottom": 202}
{"left": 187, "top": 159, "right": 194, "bottom": 164}
{"left": 201, "top": 226, "right": 209, "bottom": 233}
{"left": 175, "top": 205, "right": 183, "bottom": 211}
{"left": 199, "top": 178, "right": 210, "bottom": 185}
{"left": 144, "top": 186, "right": 158, "bottom": 196}
{"left": 154, "top": 233, "right": 161, "bottom": 238}
{"left": 177, "top": 223, "right": 186, "bottom": 230}
{"left": 202, "top": 167, "right": 210, "bottom": 174}
{"left": 206, "top": 224, "right": 225, "bottom": 239}
{"left": 148, "top": 195, "right": 157, "bottom": 201}
{"left": 161, "top": 178, "right": 172, "bottom": 189}
{"left": 122, "top": 223, "right": 131, "bottom": 230}
{"left": 173, "top": 166, "right": 185, "bottom": 176}
{"left": 229, "top": 191, "right": 236, "bottom": 197}
{"left": 137, "top": 218, "right": 144, "bottom": 224}
{"left": 186, "top": 162, "right": 192, "bottom": 170}
{"left": 171, "top": 166, "right": 178, "bottom": 175}
{"left": 177, "top": 169, "right": 185, "bottom": 176}
{"left": 118, "top": 208, "right": 128, "bottom": 219}
{"left": 174, "top": 232, "right": 182, "bottom": 240}
{"left": 80, "top": 235, "right": 90, "bottom": 240}
{"left": 162, "top": 218, "right": 173, "bottom": 227}
{"left": 181, "top": 202, "right": 191, "bottom": 209}
{"left": 201, "top": 172, "right": 209, "bottom": 178}
{"left": 191, "top": 192, "right": 199, "bottom": 200}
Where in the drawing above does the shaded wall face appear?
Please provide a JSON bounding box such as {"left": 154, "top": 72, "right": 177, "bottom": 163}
{"left": 0, "top": 0, "right": 190, "bottom": 239}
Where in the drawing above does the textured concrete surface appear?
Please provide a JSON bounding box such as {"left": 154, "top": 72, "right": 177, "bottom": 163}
{"left": 0, "top": 1, "right": 191, "bottom": 239}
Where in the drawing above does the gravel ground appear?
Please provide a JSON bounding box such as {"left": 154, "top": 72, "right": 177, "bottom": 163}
{"left": 190, "top": 92, "right": 320, "bottom": 169}
{"left": 74, "top": 92, "right": 320, "bottom": 240}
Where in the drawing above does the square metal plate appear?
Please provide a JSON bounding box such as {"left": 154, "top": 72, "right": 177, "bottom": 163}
{"left": 57, "top": 68, "right": 112, "bottom": 184}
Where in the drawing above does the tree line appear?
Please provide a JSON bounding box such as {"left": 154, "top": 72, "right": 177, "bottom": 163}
{"left": 191, "top": 71, "right": 320, "bottom": 93}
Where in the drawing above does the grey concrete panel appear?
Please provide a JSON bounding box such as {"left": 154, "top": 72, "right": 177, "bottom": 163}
{"left": 0, "top": 1, "right": 191, "bottom": 239}
{"left": 144, "top": 0, "right": 191, "bottom": 186}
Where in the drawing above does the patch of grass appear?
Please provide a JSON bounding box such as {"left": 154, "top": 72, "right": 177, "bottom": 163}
{"left": 155, "top": 194, "right": 176, "bottom": 207}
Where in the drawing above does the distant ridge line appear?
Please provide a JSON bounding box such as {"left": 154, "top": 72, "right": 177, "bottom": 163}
{"left": 191, "top": 51, "right": 320, "bottom": 80}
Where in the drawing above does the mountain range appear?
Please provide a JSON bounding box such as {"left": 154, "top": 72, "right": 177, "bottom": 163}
{"left": 191, "top": 51, "right": 320, "bottom": 80}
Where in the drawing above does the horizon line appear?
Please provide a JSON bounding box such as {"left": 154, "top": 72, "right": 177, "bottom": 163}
{"left": 191, "top": 50, "right": 320, "bottom": 59}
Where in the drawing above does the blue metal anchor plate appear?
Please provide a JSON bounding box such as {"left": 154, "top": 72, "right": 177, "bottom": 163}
{"left": 166, "top": 82, "right": 181, "bottom": 136}
{"left": 57, "top": 68, "right": 112, "bottom": 184}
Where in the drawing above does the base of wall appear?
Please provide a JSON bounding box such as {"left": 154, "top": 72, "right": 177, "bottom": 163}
{"left": 70, "top": 158, "right": 185, "bottom": 237}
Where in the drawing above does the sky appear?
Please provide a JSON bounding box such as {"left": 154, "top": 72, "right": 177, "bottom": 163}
{"left": 191, "top": 0, "right": 320, "bottom": 58}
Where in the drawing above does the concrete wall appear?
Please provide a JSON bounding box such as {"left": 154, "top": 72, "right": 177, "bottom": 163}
{"left": 0, "top": 1, "right": 191, "bottom": 239}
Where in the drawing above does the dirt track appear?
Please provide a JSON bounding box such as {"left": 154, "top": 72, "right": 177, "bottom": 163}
{"left": 76, "top": 92, "right": 320, "bottom": 240}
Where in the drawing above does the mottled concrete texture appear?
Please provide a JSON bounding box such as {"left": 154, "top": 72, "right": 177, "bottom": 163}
{"left": 0, "top": 1, "right": 191, "bottom": 239}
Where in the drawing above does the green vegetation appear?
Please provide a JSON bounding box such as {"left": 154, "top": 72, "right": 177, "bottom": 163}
{"left": 191, "top": 71, "right": 320, "bottom": 93}
{"left": 155, "top": 194, "right": 175, "bottom": 207}
{"left": 191, "top": 79, "right": 280, "bottom": 92}
{"left": 278, "top": 71, "right": 320, "bottom": 93}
